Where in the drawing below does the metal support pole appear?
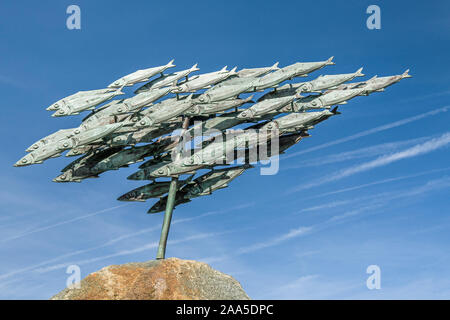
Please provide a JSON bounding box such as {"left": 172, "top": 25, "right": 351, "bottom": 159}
{"left": 155, "top": 116, "right": 190, "bottom": 260}
{"left": 156, "top": 176, "right": 178, "bottom": 260}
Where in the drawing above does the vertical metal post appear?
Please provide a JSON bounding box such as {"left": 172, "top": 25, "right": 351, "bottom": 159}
{"left": 156, "top": 177, "right": 178, "bottom": 260}
{"left": 155, "top": 116, "right": 190, "bottom": 260}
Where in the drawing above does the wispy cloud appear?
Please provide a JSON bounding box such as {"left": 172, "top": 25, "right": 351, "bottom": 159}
{"left": 267, "top": 273, "right": 450, "bottom": 299}
{"left": 296, "top": 199, "right": 357, "bottom": 214}
{"left": 172, "top": 202, "right": 255, "bottom": 224}
{"left": 303, "top": 167, "right": 450, "bottom": 200}
{"left": 401, "top": 89, "right": 450, "bottom": 103}
{"left": 0, "top": 202, "right": 253, "bottom": 282}
{"left": 298, "top": 172, "right": 450, "bottom": 219}
{"left": 290, "top": 132, "right": 450, "bottom": 193}
{"left": 325, "top": 176, "right": 450, "bottom": 222}
{"left": 204, "top": 175, "right": 450, "bottom": 266}
{"left": 295, "top": 176, "right": 450, "bottom": 240}
{"left": 326, "top": 203, "right": 385, "bottom": 222}
{"left": 283, "top": 136, "right": 428, "bottom": 170}
{"left": 264, "top": 274, "right": 361, "bottom": 299}
{"left": 237, "top": 226, "right": 313, "bottom": 254}
{"left": 202, "top": 226, "right": 313, "bottom": 263}
{"left": 0, "top": 204, "right": 128, "bottom": 243}
{"left": 0, "top": 200, "right": 254, "bottom": 245}
{"left": 0, "top": 223, "right": 162, "bottom": 283}
{"left": 0, "top": 231, "right": 226, "bottom": 282}
{"left": 310, "top": 176, "right": 450, "bottom": 229}
{"left": 35, "top": 232, "right": 224, "bottom": 273}
{"left": 284, "top": 105, "right": 450, "bottom": 158}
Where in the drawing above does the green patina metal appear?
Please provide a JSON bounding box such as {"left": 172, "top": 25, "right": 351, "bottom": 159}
{"left": 156, "top": 176, "right": 179, "bottom": 260}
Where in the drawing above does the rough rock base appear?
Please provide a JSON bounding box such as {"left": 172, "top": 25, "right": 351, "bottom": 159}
{"left": 51, "top": 257, "right": 250, "bottom": 300}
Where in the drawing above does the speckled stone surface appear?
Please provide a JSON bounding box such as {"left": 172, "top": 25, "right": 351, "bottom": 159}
{"left": 51, "top": 257, "right": 250, "bottom": 300}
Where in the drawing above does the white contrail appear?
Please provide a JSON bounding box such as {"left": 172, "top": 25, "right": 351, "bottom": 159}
{"left": 326, "top": 176, "right": 450, "bottom": 222}
{"left": 35, "top": 233, "right": 215, "bottom": 273}
{"left": 290, "top": 132, "right": 450, "bottom": 192}
{"left": 302, "top": 167, "right": 450, "bottom": 200}
{"left": 283, "top": 136, "right": 428, "bottom": 170}
{"left": 401, "top": 89, "right": 450, "bottom": 103}
{"left": 331, "top": 133, "right": 450, "bottom": 181}
{"left": 284, "top": 105, "right": 450, "bottom": 159}
{"left": 36, "top": 231, "right": 233, "bottom": 273}
{"left": 202, "top": 226, "right": 313, "bottom": 263}
{"left": 0, "top": 202, "right": 253, "bottom": 281}
{"left": 172, "top": 202, "right": 255, "bottom": 224}
{"left": 0, "top": 204, "right": 128, "bottom": 243}
{"left": 0, "top": 223, "right": 165, "bottom": 282}
{"left": 204, "top": 176, "right": 450, "bottom": 265}
{"left": 236, "top": 226, "right": 313, "bottom": 254}
{"left": 296, "top": 170, "right": 450, "bottom": 215}
{"left": 0, "top": 233, "right": 220, "bottom": 280}
{"left": 296, "top": 199, "right": 357, "bottom": 214}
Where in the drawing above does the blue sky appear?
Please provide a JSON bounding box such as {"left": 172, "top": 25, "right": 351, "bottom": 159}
{"left": 0, "top": 0, "right": 449, "bottom": 299}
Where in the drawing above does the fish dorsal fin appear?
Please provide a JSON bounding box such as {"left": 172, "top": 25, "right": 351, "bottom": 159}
{"left": 402, "top": 69, "right": 412, "bottom": 78}
{"left": 191, "top": 63, "right": 199, "bottom": 71}
{"left": 167, "top": 59, "right": 175, "bottom": 68}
